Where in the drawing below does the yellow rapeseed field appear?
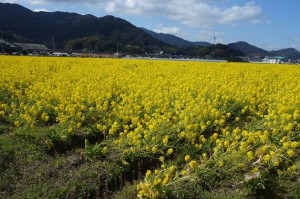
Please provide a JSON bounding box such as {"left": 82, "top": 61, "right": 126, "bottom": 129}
{"left": 0, "top": 56, "right": 299, "bottom": 198}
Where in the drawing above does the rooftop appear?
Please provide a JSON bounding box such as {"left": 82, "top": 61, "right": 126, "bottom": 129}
{"left": 14, "top": 43, "right": 49, "bottom": 51}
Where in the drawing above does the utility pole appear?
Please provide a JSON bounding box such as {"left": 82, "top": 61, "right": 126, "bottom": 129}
{"left": 213, "top": 36, "right": 216, "bottom": 60}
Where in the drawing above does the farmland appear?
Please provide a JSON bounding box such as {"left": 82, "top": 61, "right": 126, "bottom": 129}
{"left": 0, "top": 56, "right": 300, "bottom": 198}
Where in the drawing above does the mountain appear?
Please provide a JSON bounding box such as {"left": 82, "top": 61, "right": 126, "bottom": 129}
{"left": 228, "top": 41, "right": 271, "bottom": 57}
{"left": 228, "top": 42, "right": 300, "bottom": 60}
{"left": 270, "top": 48, "right": 300, "bottom": 60}
{"left": 193, "top": 41, "right": 212, "bottom": 47}
{"left": 0, "top": 3, "right": 52, "bottom": 40}
{"left": 0, "top": 2, "right": 248, "bottom": 59}
{"left": 0, "top": 3, "right": 175, "bottom": 54}
{"left": 141, "top": 28, "right": 211, "bottom": 48}
{"left": 182, "top": 43, "right": 244, "bottom": 60}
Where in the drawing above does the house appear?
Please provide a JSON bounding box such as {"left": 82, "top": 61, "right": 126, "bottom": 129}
{"left": 0, "top": 39, "right": 21, "bottom": 54}
{"left": 14, "top": 43, "right": 49, "bottom": 54}
{"left": 262, "top": 56, "right": 285, "bottom": 64}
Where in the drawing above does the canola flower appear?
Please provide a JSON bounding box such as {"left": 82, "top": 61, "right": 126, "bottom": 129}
{"left": 0, "top": 56, "right": 300, "bottom": 198}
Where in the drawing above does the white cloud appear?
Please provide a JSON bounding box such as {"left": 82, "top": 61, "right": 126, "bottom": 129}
{"left": 0, "top": 0, "right": 48, "bottom": 5}
{"left": 33, "top": 8, "right": 49, "bottom": 12}
{"left": 153, "top": 24, "right": 186, "bottom": 36}
{"left": 103, "top": 0, "right": 264, "bottom": 28}
{"left": 219, "top": 2, "right": 262, "bottom": 24}
{"left": 166, "top": 2, "right": 221, "bottom": 28}
{"left": 197, "top": 30, "right": 224, "bottom": 43}
{"left": 0, "top": 0, "right": 17, "bottom": 3}
{"left": 105, "top": 0, "right": 161, "bottom": 15}
{"left": 2, "top": 0, "right": 265, "bottom": 29}
{"left": 0, "top": 0, "right": 103, "bottom": 5}
{"left": 27, "top": 0, "right": 46, "bottom": 5}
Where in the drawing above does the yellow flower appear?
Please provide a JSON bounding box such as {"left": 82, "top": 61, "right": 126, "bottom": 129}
{"left": 247, "top": 151, "right": 254, "bottom": 161}
{"left": 290, "top": 164, "right": 297, "bottom": 171}
{"left": 131, "top": 117, "right": 139, "bottom": 125}
{"left": 291, "top": 141, "right": 300, "bottom": 148}
{"left": 167, "top": 148, "right": 174, "bottom": 156}
{"left": 151, "top": 147, "right": 157, "bottom": 154}
{"left": 138, "top": 190, "right": 145, "bottom": 197}
{"left": 14, "top": 121, "right": 20, "bottom": 127}
{"left": 283, "top": 142, "right": 290, "bottom": 149}
{"left": 264, "top": 154, "right": 271, "bottom": 162}
{"left": 159, "top": 156, "right": 165, "bottom": 162}
{"left": 169, "top": 165, "right": 176, "bottom": 172}
{"left": 102, "top": 147, "right": 108, "bottom": 154}
{"left": 237, "top": 163, "right": 245, "bottom": 168}
{"left": 261, "top": 145, "right": 268, "bottom": 154}
{"left": 219, "top": 161, "right": 224, "bottom": 167}
{"left": 154, "top": 179, "right": 162, "bottom": 186}
{"left": 96, "top": 124, "right": 102, "bottom": 131}
{"left": 181, "top": 170, "right": 188, "bottom": 176}
{"left": 269, "top": 150, "right": 276, "bottom": 157}
{"left": 163, "top": 135, "right": 169, "bottom": 146}
{"left": 252, "top": 167, "right": 259, "bottom": 172}
{"left": 76, "top": 122, "right": 82, "bottom": 129}
{"left": 162, "top": 174, "right": 170, "bottom": 184}
{"left": 145, "top": 170, "right": 152, "bottom": 178}
{"left": 272, "top": 160, "right": 279, "bottom": 167}
{"left": 185, "top": 155, "right": 191, "bottom": 162}
{"left": 287, "top": 149, "right": 295, "bottom": 157}
{"left": 211, "top": 133, "right": 218, "bottom": 140}
{"left": 189, "top": 160, "right": 197, "bottom": 169}
{"left": 201, "top": 137, "right": 207, "bottom": 143}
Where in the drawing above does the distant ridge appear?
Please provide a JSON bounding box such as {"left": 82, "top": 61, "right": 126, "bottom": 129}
{"left": 270, "top": 48, "right": 300, "bottom": 60}
{"left": 0, "top": 2, "right": 174, "bottom": 54}
{"left": 141, "top": 28, "right": 211, "bottom": 48}
{"left": 227, "top": 41, "right": 300, "bottom": 60}
{"left": 227, "top": 41, "right": 271, "bottom": 57}
{"left": 1, "top": 2, "right": 299, "bottom": 59}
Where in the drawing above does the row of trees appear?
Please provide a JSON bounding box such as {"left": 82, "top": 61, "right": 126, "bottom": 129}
{"left": 62, "top": 35, "right": 244, "bottom": 59}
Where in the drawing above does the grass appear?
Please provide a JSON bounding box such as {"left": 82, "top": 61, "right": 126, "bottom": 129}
{"left": 0, "top": 126, "right": 158, "bottom": 198}
{"left": 1, "top": 127, "right": 300, "bottom": 199}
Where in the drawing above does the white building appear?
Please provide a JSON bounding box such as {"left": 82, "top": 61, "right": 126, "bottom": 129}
{"left": 262, "top": 56, "right": 285, "bottom": 64}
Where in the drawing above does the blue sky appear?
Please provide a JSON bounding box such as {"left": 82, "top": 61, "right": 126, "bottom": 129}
{"left": 1, "top": 0, "right": 300, "bottom": 51}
